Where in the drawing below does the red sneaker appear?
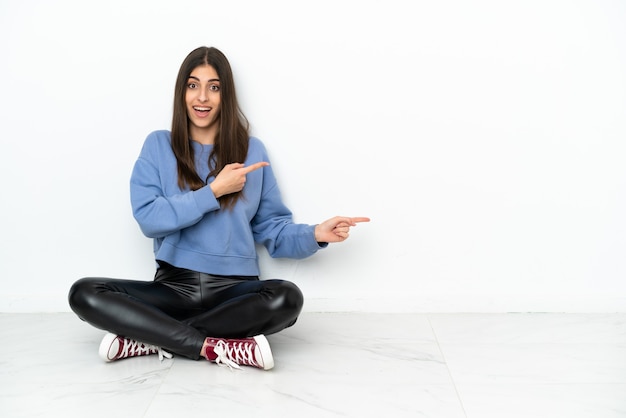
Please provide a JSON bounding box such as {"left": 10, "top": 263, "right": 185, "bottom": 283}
{"left": 204, "top": 335, "right": 274, "bottom": 370}
{"left": 99, "top": 333, "right": 172, "bottom": 362}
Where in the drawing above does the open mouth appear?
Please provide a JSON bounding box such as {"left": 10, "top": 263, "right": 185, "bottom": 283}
{"left": 193, "top": 106, "right": 211, "bottom": 114}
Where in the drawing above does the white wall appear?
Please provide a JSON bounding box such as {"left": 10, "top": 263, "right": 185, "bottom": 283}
{"left": 1, "top": 0, "right": 625, "bottom": 313}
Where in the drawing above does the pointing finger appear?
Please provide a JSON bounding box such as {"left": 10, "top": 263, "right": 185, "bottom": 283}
{"left": 337, "top": 217, "right": 371, "bottom": 226}
{"left": 240, "top": 161, "right": 270, "bottom": 174}
{"left": 351, "top": 217, "right": 371, "bottom": 224}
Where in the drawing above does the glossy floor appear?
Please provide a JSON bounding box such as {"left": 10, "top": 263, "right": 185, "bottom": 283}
{"left": 1, "top": 312, "right": 625, "bottom": 418}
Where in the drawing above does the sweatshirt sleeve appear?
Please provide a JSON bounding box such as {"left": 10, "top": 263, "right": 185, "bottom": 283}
{"left": 250, "top": 160, "right": 325, "bottom": 259}
{"left": 130, "top": 136, "right": 220, "bottom": 238}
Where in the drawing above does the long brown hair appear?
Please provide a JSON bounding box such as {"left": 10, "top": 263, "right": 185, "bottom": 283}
{"left": 171, "top": 46, "right": 250, "bottom": 209}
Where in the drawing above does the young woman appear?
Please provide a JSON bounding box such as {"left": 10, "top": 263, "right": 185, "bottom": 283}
{"left": 68, "top": 46, "right": 369, "bottom": 370}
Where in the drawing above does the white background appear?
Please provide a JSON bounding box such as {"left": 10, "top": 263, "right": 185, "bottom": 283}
{"left": 1, "top": 0, "right": 625, "bottom": 313}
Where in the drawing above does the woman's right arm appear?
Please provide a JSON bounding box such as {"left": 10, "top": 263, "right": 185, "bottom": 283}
{"left": 130, "top": 157, "right": 220, "bottom": 238}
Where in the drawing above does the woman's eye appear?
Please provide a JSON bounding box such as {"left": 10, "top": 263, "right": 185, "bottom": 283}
{"left": 209, "top": 85, "right": 220, "bottom": 92}
{"left": 187, "top": 83, "right": 197, "bottom": 89}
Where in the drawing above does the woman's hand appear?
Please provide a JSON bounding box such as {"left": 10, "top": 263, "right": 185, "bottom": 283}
{"left": 314, "top": 216, "right": 370, "bottom": 243}
{"left": 210, "top": 162, "right": 269, "bottom": 198}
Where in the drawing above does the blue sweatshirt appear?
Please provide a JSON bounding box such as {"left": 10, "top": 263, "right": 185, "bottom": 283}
{"left": 130, "top": 130, "right": 324, "bottom": 276}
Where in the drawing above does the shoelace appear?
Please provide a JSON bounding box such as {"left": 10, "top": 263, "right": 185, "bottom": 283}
{"left": 120, "top": 338, "right": 173, "bottom": 362}
{"left": 212, "top": 340, "right": 257, "bottom": 370}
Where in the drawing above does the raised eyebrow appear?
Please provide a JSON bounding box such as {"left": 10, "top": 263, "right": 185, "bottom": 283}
{"left": 187, "top": 76, "right": 220, "bottom": 83}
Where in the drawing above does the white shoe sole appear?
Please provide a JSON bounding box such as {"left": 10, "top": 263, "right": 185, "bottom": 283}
{"left": 253, "top": 335, "right": 274, "bottom": 370}
{"left": 98, "top": 332, "right": 119, "bottom": 362}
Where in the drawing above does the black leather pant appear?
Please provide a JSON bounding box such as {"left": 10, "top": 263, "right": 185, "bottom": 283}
{"left": 68, "top": 262, "right": 304, "bottom": 360}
